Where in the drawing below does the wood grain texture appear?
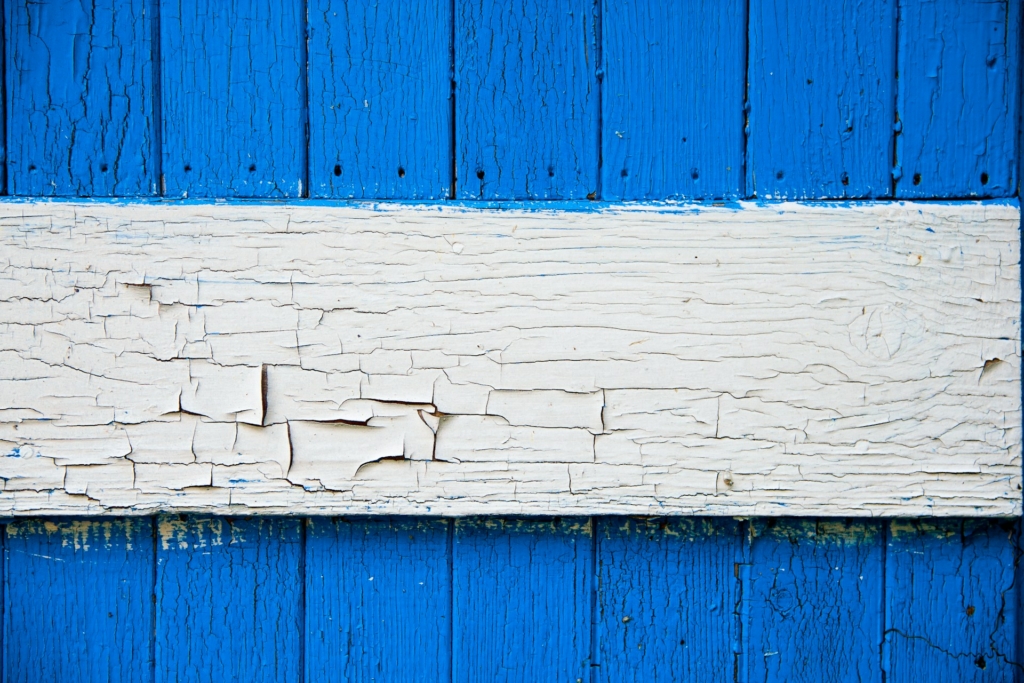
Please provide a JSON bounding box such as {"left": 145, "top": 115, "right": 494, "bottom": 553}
{"left": 744, "top": 520, "right": 884, "bottom": 683}
{"left": 155, "top": 517, "right": 302, "bottom": 683}
{"left": 601, "top": 0, "right": 745, "bottom": 200}
{"left": 595, "top": 518, "right": 740, "bottom": 682}
{"left": 7, "top": 0, "right": 155, "bottom": 196}
{"left": 306, "top": 517, "right": 451, "bottom": 682}
{"left": 4, "top": 519, "right": 154, "bottom": 683}
{"left": 747, "top": 0, "right": 896, "bottom": 198}
{"left": 884, "top": 520, "right": 1020, "bottom": 681}
{"left": 159, "top": 0, "right": 305, "bottom": 198}
{"left": 0, "top": 201, "right": 1018, "bottom": 517}
{"left": 896, "top": 0, "right": 1021, "bottom": 199}
{"left": 308, "top": 0, "right": 451, "bottom": 199}
{"left": 453, "top": 518, "right": 593, "bottom": 682}
{"left": 455, "top": 0, "right": 598, "bottom": 199}
{"left": 0, "top": 516, "right": 1020, "bottom": 677}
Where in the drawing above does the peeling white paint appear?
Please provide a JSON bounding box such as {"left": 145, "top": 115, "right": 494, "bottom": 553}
{"left": 0, "top": 200, "right": 1019, "bottom": 516}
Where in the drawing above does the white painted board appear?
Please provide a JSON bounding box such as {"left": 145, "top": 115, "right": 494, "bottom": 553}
{"left": 0, "top": 200, "right": 1019, "bottom": 516}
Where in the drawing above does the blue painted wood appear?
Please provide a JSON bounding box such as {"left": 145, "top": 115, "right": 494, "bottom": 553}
{"left": 601, "top": 0, "right": 745, "bottom": 200}
{"left": 747, "top": 0, "right": 896, "bottom": 199}
{"left": 595, "top": 518, "right": 740, "bottom": 683}
{"left": 896, "top": 0, "right": 1021, "bottom": 198}
{"left": 7, "top": 0, "right": 155, "bottom": 196}
{"left": 455, "top": 0, "right": 599, "bottom": 199}
{"left": 452, "top": 518, "right": 593, "bottom": 682}
{"left": 308, "top": 0, "right": 451, "bottom": 199}
{"left": 884, "top": 519, "right": 1020, "bottom": 682}
{"left": 155, "top": 517, "right": 302, "bottom": 683}
{"left": 305, "top": 517, "right": 451, "bottom": 682}
{"left": 4, "top": 519, "right": 154, "bottom": 683}
{"left": 159, "top": 0, "right": 305, "bottom": 198}
{"left": 744, "top": 520, "right": 885, "bottom": 683}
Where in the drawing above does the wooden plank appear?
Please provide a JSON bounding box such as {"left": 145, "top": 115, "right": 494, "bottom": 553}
{"left": 743, "top": 520, "right": 885, "bottom": 682}
{"left": 453, "top": 518, "right": 593, "bottom": 681}
{"left": 455, "top": 0, "right": 598, "bottom": 199}
{"left": 896, "top": 0, "right": 1021, "bottom": 198}
{"left": 884, "top": 520, "right": 1020, "bottom": 681}
{"left": 594, "top": 518, "right": 740, "bottom": 682}
{"left": 308, "top": 0, "right": 451, "bottom": 199}
{"left": 155, "top": 517, "right": 302, "bottom": 683}
{"left": 747, "top": 0, "right": 896, "bottom": 198}
{"left": 7, "top": 0, "right": 155, "bottom": 195}
{"left": 4, "top": 519, "right": 154, "bottom": 683}
{"left": 0, "top": 201, "right": 1018, "bottom": 517}
{"left": 159, "top": 0, "right": 305, "bottom": 197}
{"left": 601, "top": 0, "right": 745, "bottom": 200}
{"left": 305, "top": 517, "right": 451, "bottom": 682}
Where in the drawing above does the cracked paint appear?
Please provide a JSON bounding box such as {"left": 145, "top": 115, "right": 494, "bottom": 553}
{"left": 0, "top": 200, "right": 1019, "bottom": 515}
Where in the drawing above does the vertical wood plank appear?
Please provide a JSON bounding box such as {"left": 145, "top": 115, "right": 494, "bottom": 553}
{"left": 595, "top": 518, "right": 740, "bottom": 683}
{"left": 885, "top": 520, "right": 1019, "bottom": 682}
{"left": 308, "top": 0, "right": 451, "bottom": 199}
{"left": 305, "top": 517, "right": 451, "bottom": 682}
{"left": 7, "top": 0, "right": 155, "bottom": 195}
{"left": 747, "top": 0, "right": 896, "bottom": 199}
{"left": 743, "top": 520, "right": 884, "bottom": 683}
{"left": 601, "top": 0, "right": 745, "bottom": 200}
{"left": 453, "top": 518, "right": 592, "bottom": 682}
{"left": 895, "top": 0, "right": 1021, "bottom": 198}
{"left": 155, "top": 517, "right": 302, "bottom": 683}
{"left": 4, "top": 519, "right": 154, "bottom": 683}
{"left": 455, "top": 0, "right": 598, "bottom": 199}
{"left": 160, "top": 0, "right": 305, "bottom": 197}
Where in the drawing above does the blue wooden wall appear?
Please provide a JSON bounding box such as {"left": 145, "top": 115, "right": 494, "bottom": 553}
{"left": 2, "top": 517, "right": 1020, "bottom": 682}
{"left": 2, "top": 0, "right": 1023, "bottom": 679}
{"left": 4, "top": 0, "right": 1021, "bottom": 200}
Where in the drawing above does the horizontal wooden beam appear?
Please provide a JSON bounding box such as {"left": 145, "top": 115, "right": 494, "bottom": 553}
{"left": 0, "top": 200, "right": 1018, "bottom": 516}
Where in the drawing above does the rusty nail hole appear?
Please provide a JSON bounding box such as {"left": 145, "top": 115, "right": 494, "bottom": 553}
{"left": 100, "top": 163, "right": 109, "bottom": 172}
{"left": 912, "top": 173, "right": 921, "bottom": 186}
{"left": 690, "top": 168, "right": 699, "bottom": 180}
{"left": 476, "top": 169, "right": 485, "bottom": 180}
{"left": 775, "top": 170, "right": 784, "bottom": 180}
{"left": 966, "top": 605, "right": 976, "bottom": 616}
{"left": 184, "top": 165, "right": 192, "bottom": 172}
{"left": 397, "top": 166, "right": 406, "bottom": 178}
{"left": 333, "top": 164, "right": 341, "bottom": 177}
{"left": 980, "top": 172, "right": 989, "bottom": 185}
{"left": 658, "top": 520, "right": 668, "bottom": 531}
{"left": 841, "top": 172, "right": 849, "bottom": 186}
{"left": 620, "top": 168, "right": 628, "bottom": 177}
{"left": 248, "top": 164, "right": 256, "bottom": 172}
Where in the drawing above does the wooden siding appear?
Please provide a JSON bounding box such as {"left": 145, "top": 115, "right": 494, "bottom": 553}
{"left": 0, "top": 517, "right": 1018, "bottom": 682}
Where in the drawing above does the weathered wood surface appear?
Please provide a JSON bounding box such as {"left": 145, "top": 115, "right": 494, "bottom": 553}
{"left": 895, "top": 0, "right": 1021, "bottom": 199}
{"left": 0, "top": 200, "right": 1018, "bottom": 516}
{"left": 747, "top": 0, "right": 896, "bottom": 199}
{"left": 2, "top": 517, "right": 1018, "bottom": 681}
{"left": 159, "top": 0, "right": 306, "bottom": 198}
{"left": 7, "top": 0, "right": 156, "bottom": 196}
